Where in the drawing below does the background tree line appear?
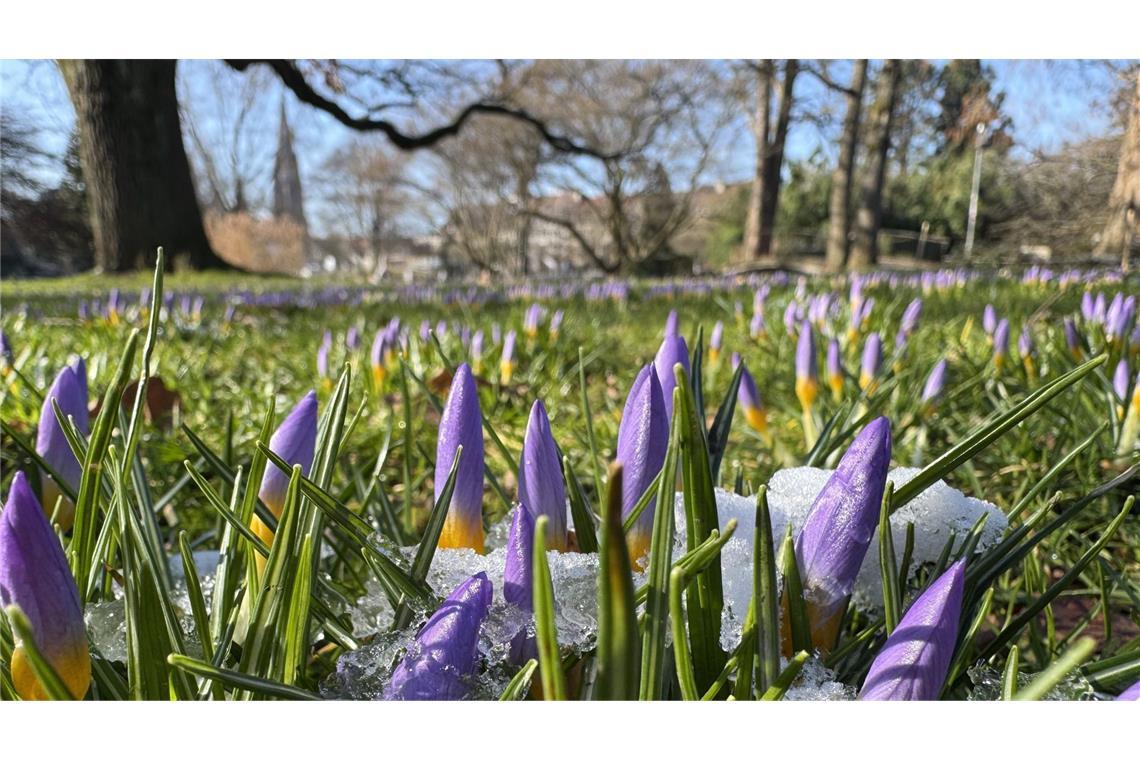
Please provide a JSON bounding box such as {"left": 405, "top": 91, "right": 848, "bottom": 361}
{"left": 2, "top": 58, "right": 1138, "bottom": 277}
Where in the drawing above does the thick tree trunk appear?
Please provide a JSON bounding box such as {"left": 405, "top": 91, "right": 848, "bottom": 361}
{"left": 825, "top": 60, "right": 868, "bottom": 272}
{"left": 742, "top": 61, "right": 772, "bottom": 260}
{"left": 850, "top": 60, "right": 901, "bottom": 270}
{"left": 758, "top": 60, "right": 798, "bottom": 259}
{"left": 1097, "top": 69, "right": 1140, "bottom": 271}
{"left": 59, "top": 60, "right": 226, "bottom": 272}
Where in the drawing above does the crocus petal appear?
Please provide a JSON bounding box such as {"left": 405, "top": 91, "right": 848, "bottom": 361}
{"left": 437, "top": 363, "right": 485, "bottom": 552}
{"left": 35, "top": 363, "right": 89, "bottom": 528}
{"left": 616, "top": 365, "right": 669, "bottom": 562}
{"left": 795, "top": 321, "right": 818, "bottom": 409}
{"left": 653, "top": 333, "right": 690, "bottom": 421}
{"left": 258, "top": 391, "right": 318, "bottom": 517}
{"left": 732, "top": 354, "right": 767, "bottom": 436}
{"left": 0, "top": 472, "right": 91, "bottom": 700}
{"left": 1116, "top": 680, "right": 1140, "bottom": 701}
{"left": 384, "top": 572, "right": 493, "bottom": 700}
{"left": 794, "top": 416, "right": 892, "bottom": 648}
{"left": 921, "top": 359, "right": 949, "bottom": 406}
{"left": 503, "top": 507, "right": 537, "bottom": 666}
{"left": 518, "top": 400, "right": 568, "bottom": 551}
{"left": 860, "top": 560, "right": 966, "bottom": 701}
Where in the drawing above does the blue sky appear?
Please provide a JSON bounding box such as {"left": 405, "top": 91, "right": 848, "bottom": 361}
{"left": 1, "top": 59, "right": 1129, "bottom": 196}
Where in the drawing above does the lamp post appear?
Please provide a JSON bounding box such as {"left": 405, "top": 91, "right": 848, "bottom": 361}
{"left": 964, "top": 122, "right": 987, "bottom": 258}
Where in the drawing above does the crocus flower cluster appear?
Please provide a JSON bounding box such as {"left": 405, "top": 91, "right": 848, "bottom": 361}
{"left": 1, "top": 472, "right": 91, "bottom": 699}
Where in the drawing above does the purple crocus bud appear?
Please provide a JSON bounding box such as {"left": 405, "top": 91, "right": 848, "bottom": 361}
{"left": 0, "top": 472, "right": 91, "bottom": 699}
{"left": 827, "top": 338, "right": 844, "bottom": 398}
{"left": 503, "top": 507, "right": 537, "bottom": 666}
{"left": 616, "top": 365, "right": 669, "bottom": 563}
{"left": 653, "top": 332, "right": 690, "bottom": 421}
{"left": 316, "top": 341, "right": 330, "bottom": 382}
{"left": 993, "top": 319, "right": 1010, "bottom": 370}
{"left": 371, "top": 330, "right": 388, "bottom": 387}
{"left": 384, "top": 572, "right": 493, "bottom": 700}
{"left": 1093, "top": 293, "right": 1106, "bottom": 324}
{"left": 664, "top": 310, "right": 680, "bottom": 338}
{"left": 793, "top": 416, "right": 892, "bottom": 651}
{"left": 859, "top": 332, "right": 883, "bottom": 392}
{"left": 1080, "top": 291, "right": 1094, "bottom": 322}
{"left": 709, "top": 321, "right": 724, "bottom": 363}
{"left": 500, "top": 330, "right": 517, "bottom": 385}
{"left": 470, "top": 330, "right": 485, "bottom": 374}
{"left": 523, "top": 304, "right": 543, "bottom": 338}
{"left": 1114, "top": 359, "right": 1131, "bottom": 404}
{"left": 921, "top": 359, "right": 949, "bottom": 409}
{"left": 346, "top": 326, "right": 360, "bottom": 351}
{"left": 750, "top": 311, "right": 766, "bottom": 340}
{"left": 754, "top": 287, "right": 768, "bottom": 316}
{"left": 437, "top": 363, "right": 485, "bottom": 552}
{"left": 518, "top": 400, "right": 568, "bottom": 551}
{"left": 1116, "top": 680, "right": 1140, "bottom": 701}
{"left": 549, "top": 309, "right": 564, "bottom": 339}
{"left": 253, "top": 391, "right": 318, "bottom": 551}
{"left": 982, "top": 304, "right": 997, "bottom": 336}
{"left": 900, "top": 298, "right": 923, "bottom": 336}
{"left": 859, "top": 560, "right": 966, "bottom": 701}
{"left": 1064, "top": 317, "right": 1082, "bottom": 359}
{"left": 35, "top": 363, "right": 89, "bottom": 528}
{"left": 795, "top": 321, "right": 818, "bottom": 410}
{"left": 420, "top": 320, "right": 432, "bottom": 343}
{"left": 0, "top": 331, "right": 12, "bottom": 367}
{"left": 732, "top": 353, "right": 768, "bottom": 438}
{"left": 783, "top": 302, "right": 799, "bottom": 337}
{"left": 1018, "top": 326, "right": 1034, "bottom": 358}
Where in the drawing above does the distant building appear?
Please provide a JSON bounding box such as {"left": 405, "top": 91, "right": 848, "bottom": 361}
{"left": 273, "top": 102, "right": 307, "bottom": 233}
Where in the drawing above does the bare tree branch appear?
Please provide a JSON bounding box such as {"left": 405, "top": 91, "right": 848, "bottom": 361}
{"left": 225, "top": 59, "right": 620, "bottom": 160}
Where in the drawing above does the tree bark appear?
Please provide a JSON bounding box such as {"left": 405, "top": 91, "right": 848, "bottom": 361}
{"left": 850, "top": 60, "right": 901, "bottom": 270}
{"left": 824, "top": 60, "right": 868, "bottom": 272}
{"left": 742, "top": 61, "right": 772, "bottom": 260}
{"left": 59, "top": 60, "right": 225, "bottom": 272}
{"left": 1097, "top": 68, "right": 1140, "bottom": 271}
{"left": 758, "top": 60, "right": 798, "bottom": 259}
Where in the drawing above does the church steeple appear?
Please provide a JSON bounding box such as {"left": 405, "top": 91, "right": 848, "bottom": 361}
{"left": 273, "top": 99, "right": 307, "bottom": 230}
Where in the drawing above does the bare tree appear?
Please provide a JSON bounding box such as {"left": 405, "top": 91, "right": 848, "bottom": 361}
{"left": 850, "top": 60, "right": 902, "bottom": 269}
{"left": 516, "top": 60, "right": 732, "bottom": 273}
{"left": 425, "top": 117, "right": 543, "bottom": 275}
{"left": 59, "top": 60, "right": 224, "bottom": 272}
{"left": 742, "top": 59, "right": 799, "bottom": 260}
{"left": 824, "top": 60, "right": 868, "bottom": 271}
{"left": 179, "top": 60, "right": 278, "bottom": 214}
{"left": 1097, "top": 66, "right": 1140, "bottom": 269}
{"left": 317, "top": 136, "right": 410, "bottom": 276}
